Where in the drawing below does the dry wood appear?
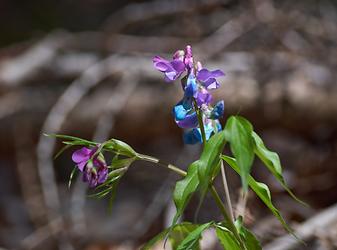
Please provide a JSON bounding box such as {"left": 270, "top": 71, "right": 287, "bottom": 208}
{"left": 264, "top": 203, "right": 337, "bottom": 250}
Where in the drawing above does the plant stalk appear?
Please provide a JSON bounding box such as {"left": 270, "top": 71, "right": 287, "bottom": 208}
{"left": 193, "top": 99, "right": 207, "bottom": 145}
{"left": 137, "top": 153, "right": 187, "bottom": 177}
{"left": 220, "top": 159, "right": 235, "bottom": 222}
{"left": 138, "top": 153, "right": 246, "bottom": 249}
{"left": 210, "top": 186, "right": 246, "bottom": 249}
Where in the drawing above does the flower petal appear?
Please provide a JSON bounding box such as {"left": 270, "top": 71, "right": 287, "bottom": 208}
{"left": 210, "top": 100, "right": 225, "bottom": 119}
{"left": 72, "top": 147, "right": 91, "bottom": 164}
{"left": 97, "top": 167, "right": 108, "bottom": 184}
{"left": 165, "top": 71, "right": 178, "bottom": 81}
{"left": 173, "top": 104, "right": 188, "bottom": 120}
{"left": 204, "top": 121, "right": 215, "bottom": 140}
{"left": 171, "top": 59, "right": 186, "bottom": 72}
{"left": 196, "top": 88, "right": 213, "bottom": 106}
{"left": 184, "top": 45, "right": 194, "bottom": 70}
{"left": 197, "top": 69, "right": 224, "bottom": 81}
{"left": 153, "top": 56, "right": 171, "bottom": 71}
{"left": 77, "top": 161, "right": 87, "bottom": 172}
{"left": 183, "top": 129, "right": 202, "bottom": 144}
{"left": 176, "top": 112, "right": 199, "bottom": 129}
{"left": 184, "top": 74, "right": 198, "bottom": 97}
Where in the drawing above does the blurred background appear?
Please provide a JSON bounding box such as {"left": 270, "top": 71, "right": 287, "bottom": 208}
{"left": 0, "top": 0, "right": 337, "bottom": 249}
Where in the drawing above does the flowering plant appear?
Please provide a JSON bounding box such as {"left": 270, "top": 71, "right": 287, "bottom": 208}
{"left": 49, "top": 45, "right": 305, "bottom": 249}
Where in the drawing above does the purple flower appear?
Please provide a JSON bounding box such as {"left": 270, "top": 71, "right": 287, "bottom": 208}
{"left": 72, "top": 147, "right": 108, "bottom": 187}
{"left": 154, "top": 45, "right": 226, "bottom": 145}
{"left": 197, "top": 68, "right": 225, "bottom": 89}
{"left": 184, "top": 45, "right": 194, "bottom": 71}
{"left": 196, "top": 88, "right": 213, "bottom": 106}
{"left": 72, "top": 147, "right": 95, "bottom": 171}
{"left": 83, "top": 160, "right": 108, "bottom": 188}
{"left": 173, "top": 50, "right": 185, "bottom": 61}
{"left": 153, "top": 56, "right": 185, "bottom": 82}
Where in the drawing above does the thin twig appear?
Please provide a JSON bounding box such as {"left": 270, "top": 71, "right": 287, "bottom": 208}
{"left": 264, "top": 203, "right": 337, "bottom": 250}
{"left": 220, "top": 159, "right": 235, "bottom": 222}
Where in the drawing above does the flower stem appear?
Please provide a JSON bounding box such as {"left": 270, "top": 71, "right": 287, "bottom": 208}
{"left": 193, "top": 99, "right": 206, "bottom": 145}
{"left": 210, "top": 186, "right": 246, "bottom": 250}
{"left": 138, "top": 153, "right": 246, "bottom": 249}
{"left": 137, "top": 153, "right": 187, "bottom": 177}
{"left": 220, "top": 159, "right": 235, "bottom": 222}
{"left": 191, "top": 99, "right": 245, "bottom": 246}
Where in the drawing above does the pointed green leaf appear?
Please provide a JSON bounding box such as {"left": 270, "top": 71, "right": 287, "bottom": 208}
{"left": 68, "top": 166, "right": 77, "bottom": 188}
{"left": 111, "top": 157, "right": 135, "bottom": 169}
{"left": 197, "top": 130, "right": 226, "bottom": 215}
{"left": 141, "top": 229, "right": 169, "bottom": 250}
{"left": 176, "top": 222, "right": 213, "bottom": 250}
{"left": 170, "top": 223, "right": 199, "bottom": 249}
{"left": 215, "top": 225, "right": 241, "bottom": 250}
{"left": 235, "top": 216, "right": 261, "bottom": 250}
{"left": 252, "top": 132, "right": 307, "bottom": 206}
{"left": 108, "top": 180, "right": 120, "bottom": 213}
{"left": 221, "top": 155, "right": 294, "bottom": 235}
{"left": 141, "top": 223, "right": 198, "bottom": 250}
{"left": 45, "top": 134, "right": 96, "bottom": 146}
{"left": 224, "top": 116, "right": 255, "bottom": 191}
{"left": 171, "top": 161, "right": 200, "bottom": 228}
{"left": 54, "top": 144, "right": 73, "bottom": 159}
{"left": 105, "top": 139, "right": 136, "bottom": 157}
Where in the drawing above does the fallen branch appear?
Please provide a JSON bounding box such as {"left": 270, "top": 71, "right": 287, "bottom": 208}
{"left": 264, "top": 203, "right": 337, "bottom": 250}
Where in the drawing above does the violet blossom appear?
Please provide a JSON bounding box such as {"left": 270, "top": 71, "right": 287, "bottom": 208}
{"left": 153, "top": 45, "right": 225, "bottom": 144}
{"left": 72, "top": 147, "right": 108, "bottom": 187}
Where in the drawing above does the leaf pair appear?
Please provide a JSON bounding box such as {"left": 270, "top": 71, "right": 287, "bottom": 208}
{"left": 143, "top": 220, "right": 260, "bottom": 250}
{"left": 221, "top": 155, "right": 295, "bottom": 236}
{"left": 224, "top": 116, "right": 306, "bottom": 206}
{"left": 48, "top": 134, "right": 137, "bottom": 159}
{"left": 171, "top": 130, "right": 227, "bottom": 229}
{"left": 216, "top": 218, "right": 261, "bottom": 250}
{"left": 141, "top": 222, "right": 204, "bottom": 250}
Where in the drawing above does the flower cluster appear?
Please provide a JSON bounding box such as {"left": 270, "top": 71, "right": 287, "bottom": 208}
{"left": 153, "top": 45, "right": 225, "bottom": 144}
{"left": 72, "top": 147, "right": 108, "bottom": 187}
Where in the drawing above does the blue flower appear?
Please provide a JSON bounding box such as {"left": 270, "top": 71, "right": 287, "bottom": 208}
{"left": 173, "top": 100, "right": 198, "bottom": 129}
{"left": 210, "top": 100, "right": 225, "bottom": 119}
{"left": 184, "top": 73, "right": 198, "bottom": 98}
{"left": 183, "top": 119, "right": 222, "bottom": 144}
{"left": 183, "top": 128, "right": 202, "bottom": 144}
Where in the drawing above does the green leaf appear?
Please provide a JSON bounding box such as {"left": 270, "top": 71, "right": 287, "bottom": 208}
{"left": 68, "top": 166, "right": 77, "bottom": 188}
{"left": 108, "top": 180, "right": 120, "bottom": 213}
{"left": 197, "top": 130, "right": 226, "bottom": 215}
{"left": 171, "top": 161, "right": 200, "bottom": 228}
{"left": 252, "top": 132, "right": 307, "bottom": 206}
{"left": 45, "top": 134, "right": 96, "bottom": 146}
{"left": 224, "top": 116, "right": 255, "bottom": 191}
{"left": 105, "top": 139, "right": 137, "bottom": 157}
{"left": 215, "top": 225, "right": 241, "bottom": 250}
{"left": 235, "top": 216, "right": 261, "bottom": 250}
{"left": 141, "top": 223, "right": 198, "bottom": 250}
{"left": 54, "top": 144, "right": 73, "bottom": 159}
{"left": 176, "top": 222, "right": 213, "bottom": 250}
{"left": 111, "top": 157, "right": 135, "bottom": 169}
{"left": 141, "top": 228, "right": 169, "bottom": 250}
{"left": 169, "top": 223, "right": 199, "bottom": 249}
{"left": 221, "top": 155, "right": 294, "bottom": 235}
